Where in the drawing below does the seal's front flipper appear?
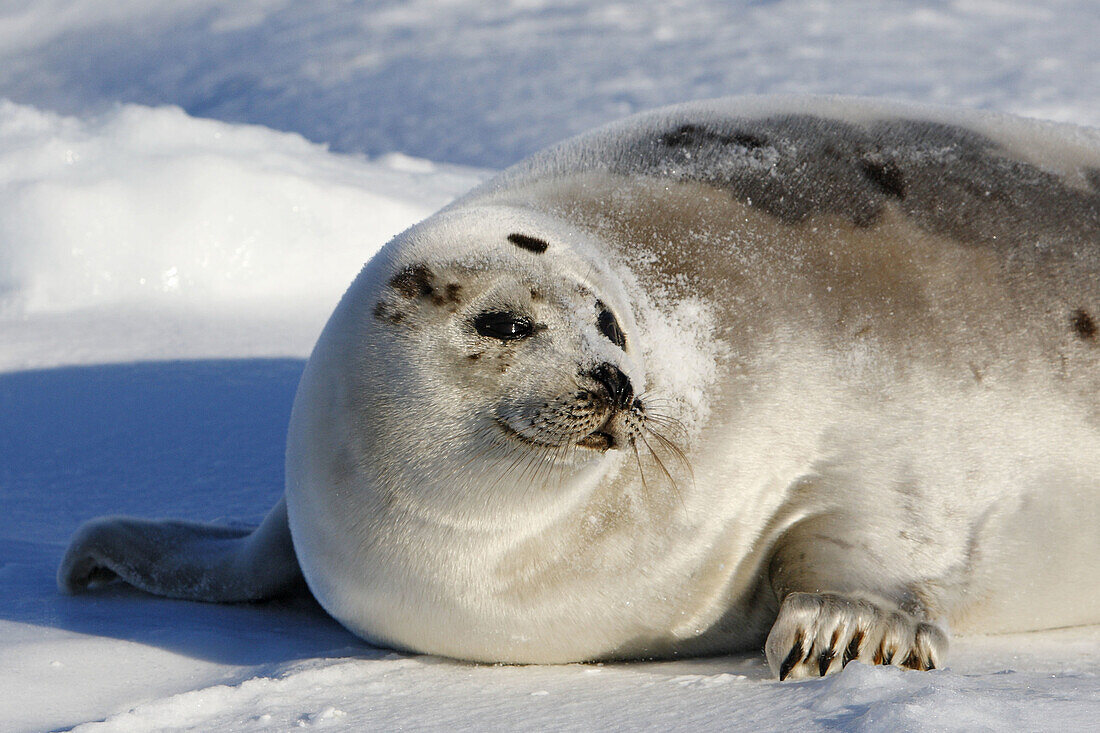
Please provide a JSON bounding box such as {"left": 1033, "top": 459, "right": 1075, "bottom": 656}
{"left": 765, "top": 513, "right": 950, "bottom": 680}
{"left": 58, "top": 497, "right": 306, "bottom": 603}
{"left": 764, "top": 592, "right": 947, "bottom": 680}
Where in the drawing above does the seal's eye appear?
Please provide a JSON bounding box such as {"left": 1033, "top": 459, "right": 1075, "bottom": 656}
{"left": 473, "top": 311, "right": 534, "bottom": 341}
{"left": 596, "top": 301, "right": 626, "bottom": 350}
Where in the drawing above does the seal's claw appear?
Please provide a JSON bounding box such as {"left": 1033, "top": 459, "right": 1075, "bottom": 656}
{"left": 765, "top": 592, "right": 948, "bottom": 680}
{"left": 778, "top": 632, "right": 806, "bottom": 681}
{"left": 842, "top": 629, "right": 864, "bottom": 667}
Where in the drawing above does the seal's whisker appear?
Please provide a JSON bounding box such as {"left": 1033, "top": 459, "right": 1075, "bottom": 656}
{"left": 520, "top": 447, "right": 546, "bottom": 500}
{"left": 554, "top": 440, "right": 576, "bottom": 491}
{"left": 637, "top": 430, "right": 685, "bottom": 510}
{"left": 491, "top": 430, "right": 540, "bottom": 493}
{"left": 515, "top": 438, "right": 550, "bottom": 492}
{"left": 531, "top": 441, "right": 560, "bottom": 495}
{"left": 555, "top": 437, "right": 585, "bottom": 493}
{"left": 632, "top": 438, "right": 654, "bottom": 506}
{"left": 458, "top": 423, "right": 508, "bottom": 475}
{"left": 645, "top": 425, "right": 694, "bottom": 485}
{"left": 640, "top": 409, "right": 691, "bottom": 444}
{"left": 534, "top": 423, "right": 579, "bottom": 494}
{"left": 644, "top": 422, "right": 690, "bottom": 451}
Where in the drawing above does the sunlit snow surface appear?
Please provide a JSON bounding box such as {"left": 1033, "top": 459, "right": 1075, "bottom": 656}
{"left": 1, "top": 1, "right": 1099, "bottom": 731}
{"left": 3, "top": 0, "right": 1100, "bottom": 168}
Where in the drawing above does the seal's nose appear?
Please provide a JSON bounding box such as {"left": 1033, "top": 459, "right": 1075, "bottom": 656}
{"left": 589, "top": 363, "right": 633, "bottom": 410}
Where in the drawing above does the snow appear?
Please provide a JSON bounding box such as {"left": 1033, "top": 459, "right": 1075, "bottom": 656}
{"left": 1, "top": 1, "right": 1098, "bottom": 731}
{"left": 0, "top": 101, "right": 483, "bottom": 370}
{"left": 3, "top": 0, "right": 1100, "bottom": 168}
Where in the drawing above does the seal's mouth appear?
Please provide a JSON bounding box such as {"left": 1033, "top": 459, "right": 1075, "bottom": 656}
{"left": 494, "top": 416, "right": 617, "bottom": 452}
{"left": 494, "top": 416, "right": 561, "bottom": 449}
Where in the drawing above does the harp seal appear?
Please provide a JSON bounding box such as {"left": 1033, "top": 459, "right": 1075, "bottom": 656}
{"left": 60, "top": 97, "right": 1100, "bottom": 679}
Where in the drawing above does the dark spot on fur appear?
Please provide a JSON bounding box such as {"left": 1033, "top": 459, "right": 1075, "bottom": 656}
{"left": 389, "top": 264, "right": 435, "bottom": 299}
{"left": 431, "top": 282, "right": 463, "bottom": 307}
{"left": 821, "top": 142, "right": 844, "bottom": 161}
{"left": 849, "top": 205, "right": 882, "bottom": 228}
{"left": 373, "top": 301, "right": 405, "bottom": 325}
{"left": 1071, "top": 308, "right": 1097, "bottom": 340}
{"left": 530, "top": 288, "right": 543, "bottom": 301}
{"left": 660, "top": 124, "right": 766, "bottom": 150}
{"left": 1086, "top": 168, "right": 1100, "bottom": 192}
{"left": 659, "top": 124, "right": 703, "bottom": 147}
{"left": 730, "top": 132, "right": 768, "bottom": 149}
{"left": 859, "top": 156, "right": 907, "bottom": 199}
{"left": 508, "top": 233, "right": 549, "bottom": 254}
{"left": 468, "top": 352, "right": 481, "bottom": 360}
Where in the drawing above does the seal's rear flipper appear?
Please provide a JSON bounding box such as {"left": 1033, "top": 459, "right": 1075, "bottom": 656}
{"left": 58, "top": 497, "right": 306, "bottom": 602}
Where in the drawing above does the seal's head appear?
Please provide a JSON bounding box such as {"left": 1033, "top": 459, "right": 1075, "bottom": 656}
{"left": 372, "top": 205, "right": 654, "bottom": 475}
{"left": 289, "top": 205, "right": 682, "bottom": 536}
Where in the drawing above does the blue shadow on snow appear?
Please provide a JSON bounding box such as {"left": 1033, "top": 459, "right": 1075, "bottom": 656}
{"left": 0, "top": 359, "right": 368, "bottom": 665}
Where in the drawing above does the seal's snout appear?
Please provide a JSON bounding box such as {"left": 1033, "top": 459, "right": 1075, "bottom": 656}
{"left": 589, "top": 363, "right": 633, "bottom": 410}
